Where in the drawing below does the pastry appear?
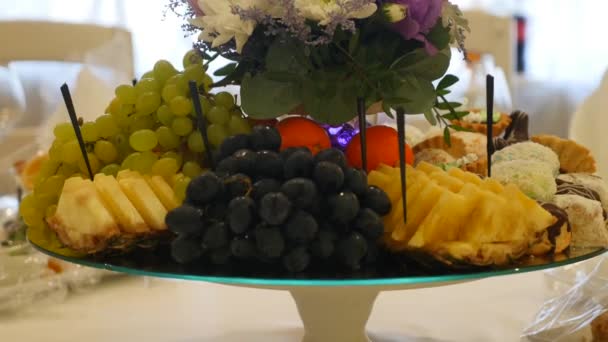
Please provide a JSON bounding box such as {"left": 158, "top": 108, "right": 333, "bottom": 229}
{"left": 592, "top": 312, "right": 608, "bottom": 342}
{"left": 531, "top": 134, "right": 597, "bottom": 173}
{"left": 493, "top": 111, "right": 530, "bottom": 150}
{"left": 451, "top": 109, "right": 511, "bottom": 137}
{"left": 557, "top": 173, "right": 608, "bottom": 213}
{"left": 492, "top": 160, "right": 557, "bottom": 202}
{"left": 414, "top": 149, "right": 455, "bottom": 166}
{"left": 492, "top": 141, "right": 561, "bottom": 176}
{"left": 414, "top": 131, "right": 488, "bottom": 175}
{"left": 553, "top": 194, "right": 608, "bottom": 248}
{"left": 529, "top": 203, "right": 572, "bottom": 255}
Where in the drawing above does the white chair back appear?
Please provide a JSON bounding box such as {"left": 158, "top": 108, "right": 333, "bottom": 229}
{"left": 0, "top": 20, "right": 134, "bottom": 78}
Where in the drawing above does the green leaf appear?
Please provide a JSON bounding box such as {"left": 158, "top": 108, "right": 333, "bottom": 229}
{"left": 426, "top": 21, "right": 451, "bottom": 51}
{"left": 348, "top": 31, "right": 360, "bottom": 55}
{"left": 265, "top": 39, "right": 309, "bottom": 75}
{"left": 436, "top": 102, "right": 462, "bottom": 110}
{"left": 449, "top": 124, "right": 473, "bottom": 132}
{"left": 391, "top": 48, "right": 452, "bottom": 81}
{"left": 436, "top": 89, "right": 451, "bottom": 96}
{"left": 443, "top": 127, "right": 452, "bottom": 147}
{"left": 442, "top": 111, "right": 469, "bottom": 120}
{"left": 382, "top": 102, "right": 394, "bottom": 119}
{"left": 424, "top": 110, "right": 437, "bottom": 125}
{"left": 437, "top": 74, "right": 459, "bottom": 90}
{"left": 240, "top": 73, "right": 301, "bottom": 119}
{"left": 385, "top": 75, "right": 436, "bottom": 114}
{"left": 213, "top": 63, "right": 237, "bottom": 77}
{"left": 301, "top": 79, "right": 358, "bottom": 125}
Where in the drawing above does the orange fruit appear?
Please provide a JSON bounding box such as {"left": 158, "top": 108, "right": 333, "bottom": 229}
{"left": 346, "top": 126, "right": 414, "bottom": 172}
{"left": 277, "top": 117, "right": 330, "bottom": 155}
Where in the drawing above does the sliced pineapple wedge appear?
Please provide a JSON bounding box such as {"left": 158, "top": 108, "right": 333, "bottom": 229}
{"left": 145, "top": 175, "right": 180, "bottom": 211}
{"left": 94, "top": 174, "right": 148, "bottom": 234}
{"left": 117, "top": 170, "right": 167, "bottom": 231}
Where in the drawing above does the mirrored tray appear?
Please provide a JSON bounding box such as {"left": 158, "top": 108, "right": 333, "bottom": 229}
{"left": 31, "top": 240, "right": 606, "bottom": 342}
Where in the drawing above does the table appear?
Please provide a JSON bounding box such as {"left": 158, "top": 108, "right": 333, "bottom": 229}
{"left": 1, "top": 271, "right": 575, "bottom": 342}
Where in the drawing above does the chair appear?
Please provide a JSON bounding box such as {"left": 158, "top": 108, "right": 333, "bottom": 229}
{"left": 569, "top": 69, "right": 608, "bottom": 179}
{"left": 0, "top": 20, "right": 134, "bottom": 78}
{"left": 462, "top": 10, "right": 516, "bottom": 87}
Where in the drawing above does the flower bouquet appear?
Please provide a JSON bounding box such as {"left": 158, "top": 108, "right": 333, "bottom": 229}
{"left": 174, "top": 0, "right": 470, "bottom": 127}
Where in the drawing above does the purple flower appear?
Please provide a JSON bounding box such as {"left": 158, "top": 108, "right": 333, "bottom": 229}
{"left": 386, "top": 0, "right": 443, "bottom": 54}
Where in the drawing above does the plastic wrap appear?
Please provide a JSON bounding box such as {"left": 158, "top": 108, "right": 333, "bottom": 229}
{"left": 522, "top": 253, "right": 608, "bottom": 341}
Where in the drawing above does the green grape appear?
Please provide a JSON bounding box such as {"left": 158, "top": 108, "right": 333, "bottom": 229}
{"left": 80, "top": 122, "right": 99, "bottom": 142}
{"left": 100, "top": 163, "right": 121, "bottom": 176}
{"left": 170, "top": 96, "right": 192, "bottom": 117}
{"left": 60, "top": 140, "right": 82, "bottom": 165}
{"left": 38, "top": 175, "right": 66, "bottom": 195}
{"left": 197, "top": 97, "right": 212, "bottom": 116}
{"left": 111, "top": 133, "right": 131, "bottom": 156}
{"left": 35, "top": 192, "right": 58, "bottom": 210}
{"left": 151, "top": 158, "right": 179, "bottom": 178}
{"left": 45, "top": 204, "right": 57, "bottom": 219}
{"left": 132, "top": 151, "right": 158, "bottom": 173}
{"left": 207, "top": 106, "right": 230, "bottom": 125}
{"left": 130, "top": 115, "right": 156, "bottom": 132}
{"left": 77, "top": 153, "right": 101, "bottom": 176}
{"left": 135, "top": 78, "right": 160, "bottom": 95}
{"left": 155, "top": 126, "right": 181, "bottom": 149}
{"left": 173, "top": 175, "right": 191, "bottom": 202}
{"left": 119, "top": 103, "right": 136, "bottom": 117}
{"left": 111, "top": 109, "right": 131, "bottom": 129}
{"left": 141, "top": 70, "right": 155, "bottom": 79}
{"left": 187, "top": 131, "right": 205, "bottom": 152}
{"left": 129, "top": 129, "right": 158, "bottom": 152}
{"left": 228, "top": 114, "right": 252, "bottom": 135}
{"left": 182, "top": 161, "right": 203, "bottom": 178}
{"left": 136, "top": 91, "right": 161, "bottom": 115}
{"left": 57, "top": 163, "right": 78, "bottom": 177}
{"left": 121, "top": 152, "right": 141, "bottom": 170}
{"left": 207, "top": 123, "right": 229, "bottom": 147}
{"left": 115, "top": 85, "right": 137, "bottom": 105}
{"left": 20, "top": 194, "right": 44, "bottom": 227}
{"left": 184, "top": 64, "right": 206, "bottom": 86}
{"left": 95, "top": 114, "right": 120, "bottom": 138}
{"left": 53, "top": 122, "right": 76, "bottom": 141}
{"left": 202, "top": 74, "right": 213, "bottom": 92}
{"left": 161, "top": 151, "right": 183, "bottom": 168}
{"left": 157, "top": 105, "right": 174, "bottom": 126}
{"left": 48, "top": 140, "right": 64, "bottom": 162}
{"left": 172, "top": 117, "right": 193, "bottom": 136}
{"left": 106, "top": 97, "right": 122, "bottom": 115}
{"left": 161, "top": 84, "right": 181, "bottom": 103}
{"left": 166, "top": 73, "right": 188, "bottom": 94}
{"left": 183, "top": 49, "right": 203, "bottom": 68}
{"left": 214, "top": 92, "right": 235, "bottom": 109}
{"left": 94, "top": 140, "right": 118, "bottom": 163}
{"left": 153, "top": 60, "right": 178, "bottom": 84}
{"left": 35, "top": 160, "right": 60, "bottom": 185}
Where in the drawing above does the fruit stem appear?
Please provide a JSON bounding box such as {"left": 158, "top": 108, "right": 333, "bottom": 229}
{"left": 189, "top": 81, "right": 216, "bottom": 170}
{"left": 60, "top": 83, "right": 93, "bottom": 180}
{"left": 396, "top": 108, "right": 407, "bottom": 223}
{"left": 486, "top": 75, "right": 494, "bottom": 177}
{"left": 356, "top": 97, "right": 367, "bottom": 172}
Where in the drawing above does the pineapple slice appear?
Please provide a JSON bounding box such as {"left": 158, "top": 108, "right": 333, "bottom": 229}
{"left": 426, "top": 171, "right": 465, "bottom": 193}
{"left": 403, "top": 179, "right": 444, "bottom": 240}
{"left": 145, "top": 175, "right": 180, "bottom": 211}
{"left": 408, "top": 183, "right": 480, "bottom": 248}
{"left": 480, "top": 178, "right": 504, "bottom": 194}
{"left": 416, "top": 161, "right": 444, "bottom": 175}
{"left": 94, "top": 174, "right": 148, "bottom": 234}
{"left": 390, "top": 179, "right": 426, "bottom": 242}
{"left": 47, "top": 177, "right": 120, "bottom": 252}
{"left": 117, "top": 171, "right": 168, "bottom": 231}
{"left": 447, "top": 167, "right": 483, "bottom": 186}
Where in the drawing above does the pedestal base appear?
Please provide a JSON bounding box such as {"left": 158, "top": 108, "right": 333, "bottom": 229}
{"left": 290, "top": 287, "right": 379, "bottom": 342}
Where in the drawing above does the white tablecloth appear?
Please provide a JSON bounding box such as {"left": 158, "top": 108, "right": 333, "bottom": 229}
{"left": 1, "top": 271, "right": 565, "bottom": 342}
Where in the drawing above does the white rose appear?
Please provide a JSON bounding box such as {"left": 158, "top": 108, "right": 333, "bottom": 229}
{"left": 294, "top": 0, "right": 377, "bottom": 26}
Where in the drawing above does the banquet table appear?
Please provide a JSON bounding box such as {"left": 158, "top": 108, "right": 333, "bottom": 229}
{"left": 0, "top": 269, "right": 583, "bottom": 342}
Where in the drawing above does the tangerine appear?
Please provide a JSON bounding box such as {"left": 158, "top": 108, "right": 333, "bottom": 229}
{"left": 277, "top": 117, "right": 331, "bottom": 155}
{"left": 345, "top": 125, "right": 414, "bottom": 172}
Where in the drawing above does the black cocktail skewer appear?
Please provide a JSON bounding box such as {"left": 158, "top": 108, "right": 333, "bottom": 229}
{"left": 189, "top": 81, "right": 215, "bottom": 170}
{"left": 356, "top": 98, "right": 367, "bottom": 172}
{"left": 396, "top": 108, "right": 407, "bottom": 223}
{"left": 60, "top": 83, "right": 93, "bottom": 180}
{"left": 486, "top": 75, "right": 495, "bottom": 177}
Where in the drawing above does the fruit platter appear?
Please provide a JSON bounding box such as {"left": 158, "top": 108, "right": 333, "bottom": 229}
{"left": 20, "top": 1, "right": 608, "bottom": 341}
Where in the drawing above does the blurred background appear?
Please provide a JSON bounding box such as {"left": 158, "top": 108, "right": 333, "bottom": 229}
{"left": 0, "top": 0, "right": 606, "bottom": 146}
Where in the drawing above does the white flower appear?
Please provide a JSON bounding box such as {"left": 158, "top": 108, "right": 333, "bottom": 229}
{"left": 294, "top": 0, "right": 378, "bottom": 26}
{"left": 382, "top": 3, "right": 408, "bottom": 23}
{"left": 189, "top": 0, "right": 275, "bottom": 53}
